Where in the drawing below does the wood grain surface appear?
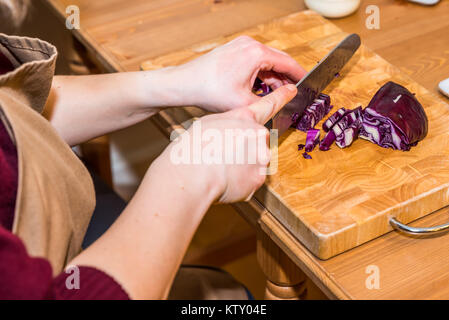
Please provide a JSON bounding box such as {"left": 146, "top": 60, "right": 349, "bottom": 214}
{"left": 332, "top": 0, "right": 449, "bottom": 95}
{"left": 140, "top": 10, "right": 449, "bottom": 259}
{"left": 259, "top": 204, "right": 449, "bottom": 299}
{"left": 44, "top": 0, "right": 306, "bottom": 72}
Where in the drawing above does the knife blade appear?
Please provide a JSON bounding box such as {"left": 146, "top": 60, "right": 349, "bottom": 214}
{"left": 267, "top": 33, "right": 361, "bottom": 136}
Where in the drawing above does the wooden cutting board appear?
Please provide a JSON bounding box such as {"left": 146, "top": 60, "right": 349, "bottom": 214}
{"left": 141, "top": 10, "right": 449, "bottom": 260}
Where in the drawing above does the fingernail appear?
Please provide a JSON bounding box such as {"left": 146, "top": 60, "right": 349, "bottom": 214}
{"left": 285, "top": 84, "right": 297, "bottom": 92}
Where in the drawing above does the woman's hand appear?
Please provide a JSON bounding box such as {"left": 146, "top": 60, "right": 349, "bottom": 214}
{"left": 46, "top": 36, "right": 304, "bottom": 146}
{"left": 69, "top": 84, "right": 297, "bottom": 299}
{"left": 172, "top": 36, "right": 306, "bottom": 113}
{"left": 153, "top": 83, "right": 298, "bottom": 203}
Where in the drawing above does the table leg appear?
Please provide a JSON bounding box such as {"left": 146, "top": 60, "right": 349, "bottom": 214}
{"left": 257, "top": 229, "right": 307, "bottom": 300}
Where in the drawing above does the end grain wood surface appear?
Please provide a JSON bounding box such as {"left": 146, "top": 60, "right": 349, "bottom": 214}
{"left": 139, "top": 9, "right": 449, "bottom": 259}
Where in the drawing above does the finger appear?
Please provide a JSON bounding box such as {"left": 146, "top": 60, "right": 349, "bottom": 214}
{"left": 244, "top": 190, "right": 256, "bottom": 202}
{"left": 258, "top": 71, "right": 286, "bottom": 90}
{"left": 267, "top": 46, "right": 289, "bottom": 56}
{"left": 260, "top": 47, "right": 307, "bottom": 83}
{"left": 247, "top": 84, "right": 297, "bottom": 125}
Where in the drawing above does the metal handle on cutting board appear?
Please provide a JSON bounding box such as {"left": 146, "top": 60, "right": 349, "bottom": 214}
{"left": 390, "top": 217, "right": 449, "bottom": 236}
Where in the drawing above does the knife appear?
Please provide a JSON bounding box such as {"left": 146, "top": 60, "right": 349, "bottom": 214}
{"left": 267, "top": 33, "right": 361, "bottom": 136}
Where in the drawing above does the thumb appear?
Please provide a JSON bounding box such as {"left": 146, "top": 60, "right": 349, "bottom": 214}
{"left": 247, "top": 84, "right": 297, "bottom": 125}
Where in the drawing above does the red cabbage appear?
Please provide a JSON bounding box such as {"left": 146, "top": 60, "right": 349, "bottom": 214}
{"left": 300, "top": 82, "right": 427, "bottom": 156}
{"left": 319, "top": 130, "right": 336, "bottom": 151}
{"left": 293, "top": 93, "right": 333, "bottom": 132}
{"left": 319, "top": 107, "right": 363, "bottom": 150}
{"left": 335, "top": 118, "right": 362, "bottom": 148}
{"left": 359, "top": 81, "right": 428, "bottom": 151}
{"left": 291, "top": 112, "right": 300, "bottom": 124}
{"left": 305, "top": 129, "right": 320, "bottom": 152}
{"left": 334, "top": 107, "right": 363, "bottom": 131}
{"left": 318, "top": 93, "right": 331, "bottom": 107}
{"left": 322, "top": 107, "right": 346, "bottom": 132}
{"left": 253, "top": 79, "right": 271, "bottom": 97}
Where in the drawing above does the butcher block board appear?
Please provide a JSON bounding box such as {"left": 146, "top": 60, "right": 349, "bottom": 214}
{"left": 141, "top": 10, "right": 449, "bottom": 259}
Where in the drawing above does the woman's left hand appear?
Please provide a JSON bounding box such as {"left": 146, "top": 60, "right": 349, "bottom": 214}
{"left": 47, "top": 37, "right": 305, "bottom": 146}
{"left": 172, "top": 36, "right": 306, "bottom": 113}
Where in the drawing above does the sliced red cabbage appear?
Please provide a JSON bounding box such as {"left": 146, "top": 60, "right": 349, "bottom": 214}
{"left": 319, "top": 107, "right": 363, "bottom": 150}
{"left": 322, "top": 107, "right": 346, "bottom": 132}
{"left": 335, "top": 118, "right": 362, "bottom": 148}
{"left": 291, "top": 112, "right": 300, "bottom": 124}
{"left": 318, "top": 93, "right": 330, "bottom": 106}
{"left": 253, "top": 79, "right": 271, "bottom": 97}
{"left": 319, "top": 130, "right": 336, "bottom": 151}
{"left": 302, "top": 152, "right": 312, "bottom": 160}
{"left": 305, "top": 129, "right": 321, "bottom": 152}
{"left": 293, "top": 93, "right": 332, "bottom": 132}
{"left": 359, "top": 81, "right": 428, "bottom": 151}
{"left": 337, "top": 107, "right": 362, "bottom": 129}
{"left": 333, "top": 108, "right": 363, "bottom": 148}
{"left": 298, "top": 144, "right": 305, "bottom": 151}
{"left": 299, "top": 82, "right": 427, "bottom": 156}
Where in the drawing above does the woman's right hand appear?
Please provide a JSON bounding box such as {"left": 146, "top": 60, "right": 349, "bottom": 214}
{"left": 70, "top": 84, "right": 297, "bottom": 300}
{"left": 151, "top": 84, "right": 297, "bottom": 204}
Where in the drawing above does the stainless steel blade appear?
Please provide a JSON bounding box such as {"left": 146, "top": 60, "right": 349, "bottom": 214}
{"left": 269, "top": 33, "right": 361, "bottom": 135}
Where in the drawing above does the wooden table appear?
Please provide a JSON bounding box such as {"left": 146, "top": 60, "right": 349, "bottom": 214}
{"left": 43, "top": 0, "right": 449, "bottom": 299}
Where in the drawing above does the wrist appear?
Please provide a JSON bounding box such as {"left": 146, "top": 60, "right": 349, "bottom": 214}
{"left": 138, "top": 67, "right": 196, "bottom": 109}
{"left": 143, "top": 154, "right": 221, "bottom": 218}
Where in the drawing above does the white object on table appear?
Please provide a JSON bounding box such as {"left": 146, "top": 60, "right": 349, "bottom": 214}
{"left": 304, "top": 0, "right": 361, "bottom": 18}
{"left": 408, "top": 0, "right": 440, "bottom": 5}
{"left": 439, "top": 78, "right": 449, "bottom": 98}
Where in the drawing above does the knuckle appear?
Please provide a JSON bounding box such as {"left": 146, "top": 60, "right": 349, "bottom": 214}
{"left": 237, "top": 107, "right": 257, "bottom": 121}
{"left": 261, "top": 96, "right": 277, "bottom": 113}
{"left": 243, "top": 95, "right": 257, "bottom": 107}
{"left": 234, "top": 35, "right": 255, "bottom": 47}
{"left": 234, "top": 93, "right": 253, "bottom": 108}
{"left": 263, "top": 127, "right": 271, "bottom": 138}
{"left": 257, "top": 125, "right": 270, "bottom": 137}
{"left": 256, "top": 171, "right": 267, "bottom": 186}
{"left": 250, "top": 42, "right": 266, "bottom": 58}
{"left": 236, "top": 35, "right": 252, "bottom": 42}
{"left": 259, "top": 144, "right": 271, "bottom": 165}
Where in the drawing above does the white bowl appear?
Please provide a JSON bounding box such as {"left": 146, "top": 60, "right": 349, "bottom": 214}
{"left": 304, "top": 0, "right": 361, "bottom": 18}
{"left": 439, "top": 78, "right": 449, "bottom": 98}
{"left": 408, "top": 0, "right": 440, "bottom": 5}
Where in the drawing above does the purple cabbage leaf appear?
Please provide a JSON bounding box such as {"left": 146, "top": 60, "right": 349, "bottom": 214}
{"left": 293, "top": 93, "right": 333, "bottom": 132}
{"left": 305, "top": 129, "right": 321, "bottom": 152}
{"left": 359, "top": 81, "right": 428, "bottom": 151}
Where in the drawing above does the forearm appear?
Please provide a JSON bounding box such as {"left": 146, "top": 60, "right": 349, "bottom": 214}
{"left": 45, "top": 68, "right": 186, "bottom": 146}
{"left": 67, "top": 82, "right": 293, "bottom": 299}
{"left": 69, "top": 158, "right": 218, "bottom": 299}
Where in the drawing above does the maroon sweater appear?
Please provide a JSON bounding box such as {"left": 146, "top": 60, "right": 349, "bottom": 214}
{"left": 0, "top": 52, "right": 129, "bottom": 300}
